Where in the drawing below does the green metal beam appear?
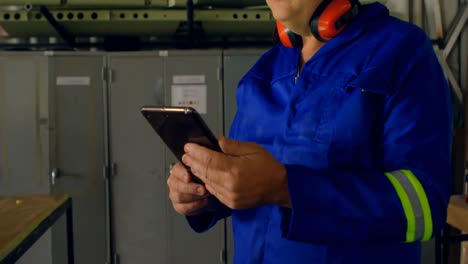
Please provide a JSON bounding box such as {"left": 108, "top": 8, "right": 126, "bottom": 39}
{"left": 0, "top": 0, "right": 61, "bottom": 5}
{"left": 0, "top": 0, "right": 387, "bottom": 8}
{"left": 0, "top": 9, "right": 274, "bottom": 37}
{"left": 64, "top": 0, "right": 146, "bottom": 7}
{"left": 167, "top": 0, "right": 265, "bottom": 8}
{"left": 0, "top": 1, "right": 398, "bottom": 39}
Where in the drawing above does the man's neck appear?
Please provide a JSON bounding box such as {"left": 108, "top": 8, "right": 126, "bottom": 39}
{"left": 299, "top": 34, "right": 325, "bottom": 70}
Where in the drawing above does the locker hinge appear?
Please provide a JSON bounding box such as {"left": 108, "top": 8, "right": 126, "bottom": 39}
{"left": 110, "top": 163, "right": 117, "bottom": 177}
{"left": 113, "top": 253, "right": 120, "bottom": 264}
{"left": 102, "top": 67, "right": 114, "bottom": 83}
{"left": 104, "top": 163, "right": 117, "bottom": 180}
{"left": 217, "top": 66, "right": 223, "bottom": 81}
{"left": 220, "top": 248, "right": 227, "bottom": 263}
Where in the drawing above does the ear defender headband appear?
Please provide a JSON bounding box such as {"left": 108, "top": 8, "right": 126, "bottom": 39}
{"left": 274, "top": 20, "right": 303, "bottom": 49}
{"left": 275, "top": 0, "right": 360, "bottom": 49}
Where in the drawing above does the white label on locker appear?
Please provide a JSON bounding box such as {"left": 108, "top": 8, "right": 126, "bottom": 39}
{"left": 56, "top": 76, "right": 90, "bottom": 86}
{"left": 172, "top": 75, "right": 205, "bottom": 84}
{"left": 171, "top": 85, "right": 207, "bottom": 114}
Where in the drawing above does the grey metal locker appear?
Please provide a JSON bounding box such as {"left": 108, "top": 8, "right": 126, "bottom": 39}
{"left": 48, "top": 53, "right": 107, "bottom": 264}
{"left": 0, "top": 53, "right": 52, "bottom": 264}
{"left": 107, "top": 53, "right": 168, "bottom": 264}
{"left": 164, "top": 50, "right": 224, "bottom": 264}
{"left": 108, "top": 50, "right": 225, "bottom": 264}
{"left": 222, "top": 49, "right": 265, "bottom": 136}
{"left": 222, "top": 49, "right": 266, "bottom": 264}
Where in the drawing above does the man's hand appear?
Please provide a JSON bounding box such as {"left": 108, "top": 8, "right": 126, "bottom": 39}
{"left": 167, "top": 162, "right": 211, "bottom": 216}
{"left": 182, "top": 136, "right": 290, "bottom": 210}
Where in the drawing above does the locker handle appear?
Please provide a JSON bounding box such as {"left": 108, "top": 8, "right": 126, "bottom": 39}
{"left": 50, "top": 168, "right": 81, "bottom": 185}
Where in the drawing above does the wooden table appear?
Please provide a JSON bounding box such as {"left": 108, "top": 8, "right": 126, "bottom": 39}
{"left": 0, "top": 194, "right": 74, "bottom": 264}
{"left": 436, "top": 195, "right": 468, "bottom": 264}
{"left": 447, "top": 195, "right": 468, "bottom": 232}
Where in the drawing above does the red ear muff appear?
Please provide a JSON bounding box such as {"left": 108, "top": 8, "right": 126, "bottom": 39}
{"left": 274, "top": 0, "right": 359, "bottom": 48}
{"left": 310, "top": 0, "right": 360, "bottom": 42}
{"left": 275, "top": 20, "right": 303, "bottom": 49}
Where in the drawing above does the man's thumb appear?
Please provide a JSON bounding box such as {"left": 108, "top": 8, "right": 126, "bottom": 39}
{"left": 218, "top": 136, "right": 256, "bottom": 156}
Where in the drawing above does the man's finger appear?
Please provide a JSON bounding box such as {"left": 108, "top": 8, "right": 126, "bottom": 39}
{"left": 183, "top": 153, "right": 231, "bottom": 188}
{"left": 184, "top": 143, "right": 229, "bottom": 169}
{"left": 184, "top": 143, "right": 249, "bottom": 189}
{"left": 174, "top": 199, "right": 209, "bottom": 216}
{"left": 218, "top": 136, "right": 259, "bottom": 156}
{"left": 171, "top": 162, "right": 191, "bottom": 183}
{"left": 168, "top": 174, "right": 207, "bottom": 196}
{"left": 169, "top": 191, "right": 209, "bottom": 203}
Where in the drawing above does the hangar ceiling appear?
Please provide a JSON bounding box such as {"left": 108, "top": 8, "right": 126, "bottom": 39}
{"left": 0, "top": 0, "right": 391, "bottom": 49}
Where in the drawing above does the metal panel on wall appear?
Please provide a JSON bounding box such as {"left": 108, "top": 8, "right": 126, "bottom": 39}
{"left": 222, "top": 49, "right": 265, "bottom": 264}
{"left": 0, "top": 52, "right": 51, "bottom": 264}
{"left": 108, "top": 54, "right": 168, "bottom": 264}
{"left": 0, "top": 0, "right": 61, "bottom": 5}
{"left": 164, "top": 50, "right": 224, "bottom": 264}
{"left": 66, "top": 0, "right": 146, "bottom": 6}
{"left": 48, "top": 54, "right": 107, "bottom": 264}
{"left": 168, "top": 0, "right": 265, "bottom": 8}
{"left": 223, "top": 49, "right": 265, "bottom": 136}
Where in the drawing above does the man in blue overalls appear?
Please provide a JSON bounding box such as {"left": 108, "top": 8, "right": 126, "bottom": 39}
{"left": 167, "top": 1, "right": 452, "bottom": 263}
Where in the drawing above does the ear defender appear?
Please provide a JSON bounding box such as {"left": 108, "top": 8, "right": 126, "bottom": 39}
{"left": 311, "top": 0, "right": 360, "bottom": 42}
{"left": 275, "top": 0, "right": 360, "bottom": 49}
{"left": 275, "top": 20, "right": 304, "bottom": 50}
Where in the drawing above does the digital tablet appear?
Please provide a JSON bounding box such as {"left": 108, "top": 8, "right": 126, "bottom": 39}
{"left": 141, "top": 106, "right": 221, "bottom": 182}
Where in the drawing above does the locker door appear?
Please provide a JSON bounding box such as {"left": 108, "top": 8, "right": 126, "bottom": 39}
{"left": 223, "top": 49, "right": 265, "bottom": 136}
{"left": 108, "top": 54, "right": 168, "bottom": 264}
{"left": 165, "top": 50, "right": 225, "bottom": 264}
{"left": 0, "top": 53, "right": 52, "bottom": 264}
{"left": 222, "top": 49, "right": 265, "bottom": 264}
{"left": 49, "top": 55, "right": 107, "bottom": 264}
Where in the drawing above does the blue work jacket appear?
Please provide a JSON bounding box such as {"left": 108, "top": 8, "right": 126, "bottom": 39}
{"left": 188, "top": 3, "right": 452, "bottom": 263}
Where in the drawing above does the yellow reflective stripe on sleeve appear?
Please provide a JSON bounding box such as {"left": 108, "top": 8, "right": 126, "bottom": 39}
{"left": 401, "top": 169, "right": 433, "bottom": 241}
{"left": 385, "top": 170, "right": 433, "bottom": 242}
{"left": 385, "top": 172, "right": 416, "bottom": 242}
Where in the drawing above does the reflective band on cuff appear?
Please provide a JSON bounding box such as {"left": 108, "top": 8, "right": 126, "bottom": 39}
{"left": 385, "top": 169, "right": 433, "bottom": 242}
{"left": 402, "top": 170, "right": 433, "bottom": 241}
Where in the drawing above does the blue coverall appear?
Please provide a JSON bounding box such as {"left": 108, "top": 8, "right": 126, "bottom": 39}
{"left": 188, "top": 2, "right": 453, "bottom": 263}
